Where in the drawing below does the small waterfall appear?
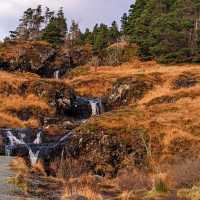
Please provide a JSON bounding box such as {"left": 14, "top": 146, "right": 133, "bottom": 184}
{"left": 54, "top": 70, "right": 60, "bottom": 80}
{"left": 33, "top": 131, "right": 42, "bottom": 144}
{"left": 28, "top": 147, "right": 40, "bottom": 165}
{"left": 7, "top": 131, "right": 40, "bottom": 165}
{"left": 89, "top": 100, "right": 99, "bottom": 116}
{"left": 7, "top": 131, "right": 25, "bottom": 145}
{"left": 89, "top": 99, "right": 104, "bottom": 116}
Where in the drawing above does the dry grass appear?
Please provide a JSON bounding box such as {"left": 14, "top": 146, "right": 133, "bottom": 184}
{"left": 65, "top": 59, "right": 200, "bottom": 97}
{"left": 62, "top": 185, "right": 102, "bottom": 200}
{"left": 0, "top": 94, "right": 52, "bottom": 127}
{"left": 10, "top": 157, "right": 29, "bottom": 174}
{"left": 115, "top": 169, "right": 152, "bottom": 191}
{"left": 0, "top": 94, "right": 52, "bottom": 113}
{"left": 31, "top": 160, "right": 47, "bottom": 176}
{"left": 177, "top": 185, "right": 200, "bottom": 200}
{"left": 61, "top": 174, "right": 106, "bottom": 200}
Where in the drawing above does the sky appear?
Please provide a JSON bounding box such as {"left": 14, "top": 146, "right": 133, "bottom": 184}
{"left": 0, "top": 0, "right": 133, "bottom": 40}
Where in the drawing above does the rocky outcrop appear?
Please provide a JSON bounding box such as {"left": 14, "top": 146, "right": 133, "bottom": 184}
{"left": 62, "top": 128, "right": 148, "bottom": 177}
{"left": 0, "top": 41, "right": 91, "bottom": 77}
{"left": 172, "top": 72, "right": 198, "bottom": 89}
{"left": 105, "top": 74, "right": 162, "bottom": 109}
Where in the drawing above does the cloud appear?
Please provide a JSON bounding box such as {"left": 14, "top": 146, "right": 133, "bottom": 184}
{"left": 0, "top": 0, "right": 132, "bottom": 39}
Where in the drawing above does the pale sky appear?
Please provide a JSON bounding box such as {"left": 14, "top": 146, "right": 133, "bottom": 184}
{"left": 0, "top": 0, "right": 133, "bottom": 39}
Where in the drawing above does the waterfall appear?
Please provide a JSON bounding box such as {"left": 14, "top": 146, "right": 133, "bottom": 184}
{"left": 29, "top": 149, "right": 40, "bottom": 166}
{"left": 28, "top": 146, "right": 40, "bottom": 165}
{"left": 7, "top": 131, "right": 25, "bottom": 145}
{"left": 89, "top": 100, "right": 99, "bottom": 116}
{"left": 33, "top": 131, "right": 42, "bottom": 144}
{"left": 89, "top": 99, "right": 104, "bottom": 116}
{"left": 54, "top": 70, "right": 60, "bottom": 79}
{"left": 7, "top": 131, "right": 40, "bottom": 165}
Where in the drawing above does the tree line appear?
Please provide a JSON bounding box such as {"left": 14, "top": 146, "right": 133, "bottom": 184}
{"left": 9, "top": 5, "right": 121, "bottom": 53}
{"left": 121, "top": 0, "right": 200, "bottom": 63}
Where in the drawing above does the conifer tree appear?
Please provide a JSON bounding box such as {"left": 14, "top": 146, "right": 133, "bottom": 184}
{"left": 120, "top": 13, "right": 128, "bottom": 35}
{"left": 109, "top": 21, "right": 120, "bottom": 43}
{"left": 42, "top": 8, "right": 67, "bottom": 45}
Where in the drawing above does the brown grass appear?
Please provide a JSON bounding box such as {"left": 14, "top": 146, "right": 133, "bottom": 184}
{"left": 0, "top": 94, "right": 51, "bottom": 113}
{"left": 61, "top": 174, "right": 108, "bottom": 199}
{"left": 10, "top": 157, "right": 29, "bottom": 172}
{"left": 65, "top": 59, "right": 200, "bottom": 97}
{"left": 31, "top": 160, "right": 47, "bottom": 176}
{"left": 0, "top": 94, "right": 52, "bottom": 127}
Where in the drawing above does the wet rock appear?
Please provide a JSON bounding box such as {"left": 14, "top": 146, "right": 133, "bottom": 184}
{"left": 71, "top": 97, "right": 92, "bottom": 119}
{"left": 106, "top": 75, "right": 154, "bottom": 109}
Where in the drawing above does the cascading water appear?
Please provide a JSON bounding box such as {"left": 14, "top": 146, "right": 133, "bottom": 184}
{"left": 6, "top": 130, "right": 42, "bottom": 165}
{"left": 33, "top": 131, "right": 42, "bottom": 144}
{"left": 89, "top": 99, "right": 104, "bottom": 116}
{"left": 54, "top": 70, "right": 60, "bottom": 80}
{"left": 25, "top": 144, "right": 40, "bottom": 166}
{"left": 89, "top": 100, "right": 99, "bottom": 116}
{"left": 7, "top": 131, "right": 25, "bottom": 145}
{"left": 26, "top": 131, "right": 43, "bottom": 165}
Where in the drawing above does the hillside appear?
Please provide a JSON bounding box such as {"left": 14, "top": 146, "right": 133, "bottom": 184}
{"left": 1, "top": 59, "right": 200, "bottom": 199}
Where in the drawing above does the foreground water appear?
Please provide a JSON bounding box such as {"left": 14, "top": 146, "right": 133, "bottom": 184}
{"left": 0, "top": 156, "right": 39, "bottom": 200}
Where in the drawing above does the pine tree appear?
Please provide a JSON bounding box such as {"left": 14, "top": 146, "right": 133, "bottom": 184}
{"left": 44, "top": 7, "right": 54, "bottom": 26}
{"left": 120, "top": 13, "right": 128, "bottom": 35}
{"left": 124, "top": 0, "right": 200, "bottom": 63}
{"left": 93, "top": 23, "right": 110, "bottom": 52}
{"left": 42, "top": 8, "right": 67, "bottom": 45}
{"left": 68, "top": 20, "right": 82, "bottom": 45}
{"left": 109, "top": 21, "right": 120, "bottom": 43}
{"left": 82, "top": 28, "right": 93, "bottom": 44}
{"left": 30, "top": 5, "right": 44, "bottom": 39}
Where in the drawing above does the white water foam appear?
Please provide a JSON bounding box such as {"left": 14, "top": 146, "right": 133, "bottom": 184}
{"left": 7, "top": 131, "right": 25, "bottom": 145}
{"left": 89, "top": 99, "right": 104, "bottom": 116}
{"left": 33, "top": 132, "right": 42, "bottom": 144}
{"left": 54, "top": 70, "right": 60, "bottom": 80}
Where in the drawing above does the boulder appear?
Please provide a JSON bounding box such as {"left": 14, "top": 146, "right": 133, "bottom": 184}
{"left": 172, "top": 72, "right": 198, "bottom": 89}
{"left": 105, "top": 75, "right": 154, "bottom": 109}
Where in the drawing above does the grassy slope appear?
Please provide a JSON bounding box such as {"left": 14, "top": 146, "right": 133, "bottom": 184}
{"left": 64, "top": 60, "right": 200, "bottom": 199}
{"left": 2, "top": 59, "right": 200, "bottom": 198}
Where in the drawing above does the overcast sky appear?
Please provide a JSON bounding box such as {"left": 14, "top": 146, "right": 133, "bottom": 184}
{"left": 0, "top": 0, "right": 133, "bottom": 40}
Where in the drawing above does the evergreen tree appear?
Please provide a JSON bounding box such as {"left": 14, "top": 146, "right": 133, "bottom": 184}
{"left": 120, "top": 13, "right": 128, "bottom": 35}
{"left": 69, "top": 20, "right": 80, "bottom": 40}
{"left": 109, "top": 21, "right": 120, "bottom": 43}
{"left": 30, "top": 5, "right": 44, "bottom": 39}
{"left": 42, "top": 8, "right": 67, "bottom": 45}
{"left": 44, "top": 7, "right": 54, "bottom": 26}
{"left": 93, "top": 23, "right": 110, "bottom": 52}
{"left": 82, "top": 28, "right": 93, "bottom": 44}
{"left": 124, "top": 0, "right": 200, "bottom": 63}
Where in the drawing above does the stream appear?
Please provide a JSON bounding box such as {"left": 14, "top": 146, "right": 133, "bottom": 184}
{"left": 0, "top": 156, "right": 41, "bottom": 200}
{"left": 0, "top": 97, "right": 104, "bottom": 199}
